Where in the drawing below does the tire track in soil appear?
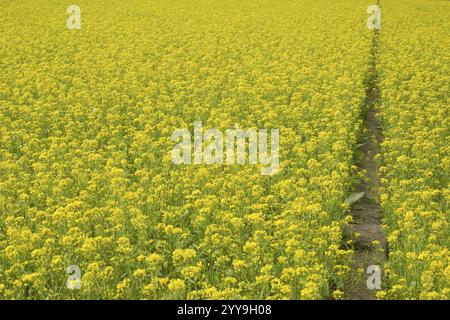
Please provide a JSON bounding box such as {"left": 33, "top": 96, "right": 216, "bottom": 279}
{"left": 343, "top": 1, "right": 387, "bottom": 300}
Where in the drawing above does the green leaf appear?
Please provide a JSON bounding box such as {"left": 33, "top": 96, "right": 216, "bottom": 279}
{"left": 344, "top": 192, "right": 365, "bottom": 205}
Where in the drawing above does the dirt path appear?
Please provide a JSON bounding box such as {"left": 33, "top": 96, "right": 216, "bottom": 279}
{"left": 343, "top": 5, "right": 387, "bottom": 300}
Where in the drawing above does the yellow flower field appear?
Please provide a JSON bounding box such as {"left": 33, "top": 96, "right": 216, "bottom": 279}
{"left": 377, "top": 0, "right": 449, "bottom": 300}
{"left": 0, "top": 0, "right": 448, "bottom": 300}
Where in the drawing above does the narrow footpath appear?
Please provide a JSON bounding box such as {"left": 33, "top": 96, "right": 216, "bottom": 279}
{"left": 344, "top": 2, "right": 387, "bottom": 300}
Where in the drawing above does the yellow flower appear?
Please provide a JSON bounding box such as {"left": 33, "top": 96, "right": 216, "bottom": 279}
{"left": 133, "top": 269, "right": 146, "bottom": 278}
{"left": 232, "top": 260, "right": 246, "bottom": 271}
{"left": 168, "top": 279, "right": 186, "bottom": 292}
{"left": 332, "top": 289, "right": 344, "bottom": 300}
